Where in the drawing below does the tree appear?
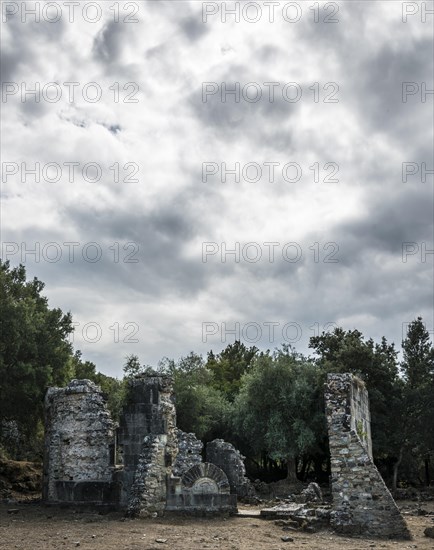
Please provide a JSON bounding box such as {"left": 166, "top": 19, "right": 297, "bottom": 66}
{"left": 71, "top": 350, "right": 97, "bottom": 379}
{"left": 72, "top": 351, "right": 125, "bottom": 422}
{"left": 233, "top": 347, "right": 326, "bottom": 481}
{"left": 309, "top": 328, "right": 401, "bottom": 463}
{"left": 206, "top": 341, "right": 258, "bottom": 400}
{"left": 401, "top": 317, "right": 434, "bottom": 388}
{"left": 123, "top": 354, "right": 145, "bottom": 377}
{"left": 93, "top": 372, "right": 126, "bottom": 422}
{"left": 400, "top": 317, "right": 434, "bottom": 486}
{"left": 0, "top": 261, "right": 75, "bottom": 457}
{"left": 161, "top": 352, "right": 232, "bottom": 441}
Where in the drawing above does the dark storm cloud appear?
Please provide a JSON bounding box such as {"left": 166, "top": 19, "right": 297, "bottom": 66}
{"left": 0, "top": 47, "right": 21, "bottom": 83}
{"left": 93, "top": 20, "right": 124, "bottom": 63}
{"left": 189, "top": 70, "right": 299, "bottom": 139}
{"left": 346, "top": 37, "right": 433, "bottom": 137}
{"left": 326, "top": 188, "right": 433, "bottom": 267}
{"left": 1, "top": 15, "right": 66, "bottom": 82}
{"left": 2, "top": 211, "right": 205, "bottom": 307}
{"left": 51, "top": 201, "right": 208, "bottom": 299}
{"left": 179, "top": 15, "right": 208, "bottom": 41}
{"left": 1, "top": 18, "right": 33, "bottom": 82}
{"left": 2, "top": 1, "right": 432, "bottom": 372}
{"left": 294, "top": 4, "right": 345, "bottom": 49}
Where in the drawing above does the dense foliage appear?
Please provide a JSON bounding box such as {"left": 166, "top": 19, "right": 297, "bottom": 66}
{"left": 1, "top": 261, "right": 433, "bottom": 487}
{"left": 0, "top": 261, "right": 123, "bottom": 458}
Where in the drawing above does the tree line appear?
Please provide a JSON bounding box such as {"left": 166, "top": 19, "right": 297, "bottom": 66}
{"left": 1, "top": 260, "right": 433, "bottom": 489}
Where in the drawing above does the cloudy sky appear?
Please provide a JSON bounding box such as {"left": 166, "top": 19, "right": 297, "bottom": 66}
{"left": 1, "top": 0, "right": 433, "bottom": 377}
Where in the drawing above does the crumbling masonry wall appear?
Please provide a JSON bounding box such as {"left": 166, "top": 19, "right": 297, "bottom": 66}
{"left": 43, "top": 380, "right": 117, "bottom": 504}
{"left": 206, "top": 439, "right": 254, "bottom": 498}
{"left": 172, "top": 429, "right": 203, "bottom": 477}
{"left": 117, "top": 375, "right": 178, "bottom": 516}
{"left": 43, "top": 375, "right": 238, "bottom": 516}
{"left": 325, "top": 373, "right": 411, "bottom": 539}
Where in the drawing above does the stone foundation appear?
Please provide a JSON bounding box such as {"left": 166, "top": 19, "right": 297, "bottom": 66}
{"left": 325, "top": 373, "right": 411, "bottom": 539}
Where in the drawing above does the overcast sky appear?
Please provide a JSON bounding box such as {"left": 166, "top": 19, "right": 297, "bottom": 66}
{"left": 1, "top": 1, "right": 433, "bottom": 377}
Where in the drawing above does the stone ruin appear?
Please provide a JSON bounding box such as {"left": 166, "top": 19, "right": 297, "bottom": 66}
{"left": 325, "top": 373, "right": 411, "bottom": 539}
{"left": 261, "top": 373, "right": 410, "bottom": 539}
{"left": 43, "top": 380, "right": 117, "bottom": 504}
{"left": 172, "top": 430, "right": 203, "bottom": 477}
{"left": 117, "top": 375, "right": 178, "bottom": 516}
{"left": 206, "top": 439, "right": 255, "bottom": 498}
{"left": 43, "top": 374, "right": 237, "bottom": 516}
{"left": 43, "top": 371, "right": 411, "bottom": 538}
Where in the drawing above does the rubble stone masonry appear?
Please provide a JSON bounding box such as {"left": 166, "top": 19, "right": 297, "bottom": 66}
{"left": 43, "top": 380, "right": 117, "bottom": 504}
{"left": 325, "top": 373, "right": 411, "bottom": 539}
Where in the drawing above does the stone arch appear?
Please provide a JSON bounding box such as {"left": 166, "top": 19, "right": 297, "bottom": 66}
{"left": 181, "top": 463, "right": 230, "bottom": 494}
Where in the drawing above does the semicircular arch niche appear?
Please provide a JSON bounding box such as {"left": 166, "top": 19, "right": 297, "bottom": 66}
{"left": 181, "top": 463, "right": 230, "bottom": 494}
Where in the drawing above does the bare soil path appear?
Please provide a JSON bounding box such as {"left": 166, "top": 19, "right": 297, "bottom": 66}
{"left": 1, "top": 501, "right": 433, "bottom": 550}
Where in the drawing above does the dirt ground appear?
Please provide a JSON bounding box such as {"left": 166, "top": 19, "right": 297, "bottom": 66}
{"left": 1, "top": 501, "right": 433, "bottom": 550}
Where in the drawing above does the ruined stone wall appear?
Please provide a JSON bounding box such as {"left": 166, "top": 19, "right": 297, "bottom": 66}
{"left": 349, "top": 377, "right": 373, "bottom": 460}
{"left": 43, "top": 374, "right": 241, "bottom": 516}
{"left": 126, "top": 434, "right": 169, "bottom": 517}
{"left": 172, "top": 429, "right": 203, "bottom": 477}
{"left": 206, "top": 439, "right": 254, "bottom": 498}
{"left": 117, "top": 375, "right": 177, "bottom": 516}
{"left": 43, "top": 379, "right": 117, "bottom": 504}
{"left": 325, "top": 373, "right": 410, "bottom": 539}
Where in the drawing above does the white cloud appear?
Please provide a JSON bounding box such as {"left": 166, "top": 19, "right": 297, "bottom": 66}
{"left": 1, "top": 1, "right": 433, "bottom": 375}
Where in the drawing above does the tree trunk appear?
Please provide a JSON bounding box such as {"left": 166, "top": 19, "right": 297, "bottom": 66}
{"left": 286, "top": 456, "right": 298, "bottom": 482}
{"left": 261, "top": 451, "right": 266, "bottom": 471}
{"left": 300, "top": 458, "right": 311, "bottom": 481}
{"left": 314, "top": 456, "right": 324, "bottom": 482}
{"left": 425, "top": 456, "right": 431, "bottom": 487}
{"left": 392, "top": 447, "right": 403, "bottom": 493}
